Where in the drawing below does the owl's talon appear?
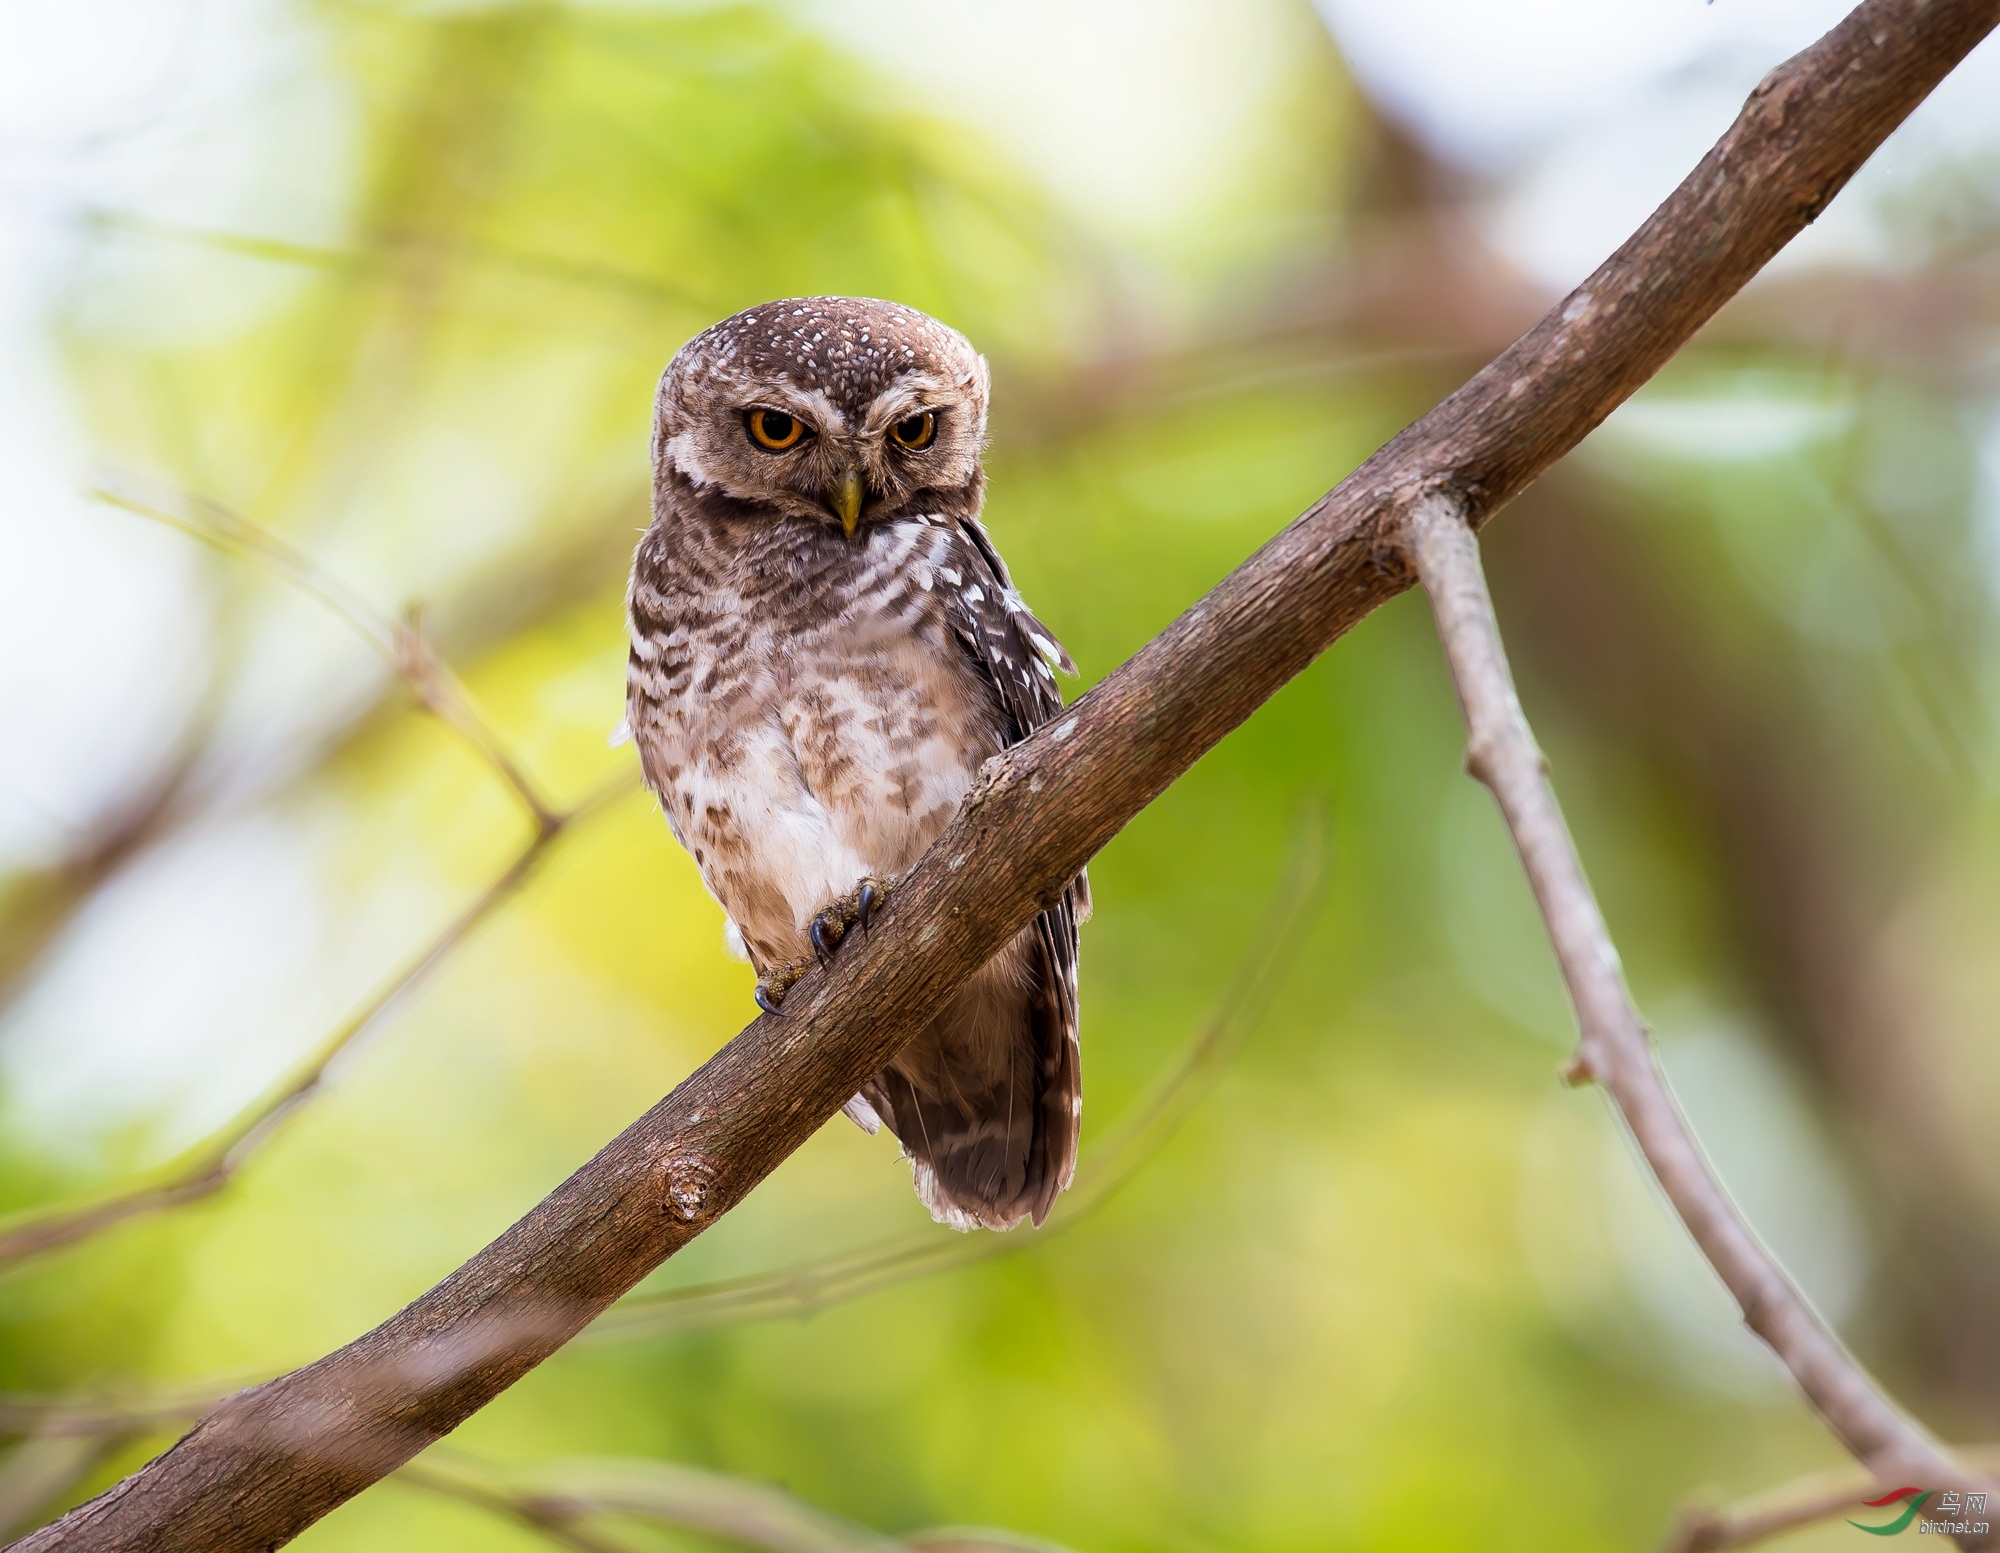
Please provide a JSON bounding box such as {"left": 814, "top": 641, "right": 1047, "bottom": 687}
{"left": 805, "top": 878, "right": 891, "bottom": 965}
{"left": 754, "top": 960, "right": 810, "bottom": 1018}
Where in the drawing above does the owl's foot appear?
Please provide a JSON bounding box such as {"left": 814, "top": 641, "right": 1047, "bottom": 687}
{"left": 753, "top": 958, "right": 812, "bottom": 1019}
{"left": 856, "top": 878, "right": 889, "bottom": 934}
{"left": 806, "top": 877, "right": 893, "bottom": 965}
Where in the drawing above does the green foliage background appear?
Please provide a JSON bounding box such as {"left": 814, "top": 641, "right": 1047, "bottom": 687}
{"left": 5, "top": 3, "right": 1999, "bottom": 1550}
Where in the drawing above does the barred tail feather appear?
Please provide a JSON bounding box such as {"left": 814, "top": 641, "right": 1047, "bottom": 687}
{"left": 867, "top": 901, "right": 1081, "bottom": 1232}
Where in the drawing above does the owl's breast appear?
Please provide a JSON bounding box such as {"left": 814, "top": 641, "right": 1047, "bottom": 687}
{"left": 628, "top": 515, "right": 1004, "bottom": 954}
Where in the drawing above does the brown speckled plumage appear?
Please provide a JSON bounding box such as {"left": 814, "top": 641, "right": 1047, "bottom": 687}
{"left": 626, "top": 297, "right": 1086, "bottom": 1231}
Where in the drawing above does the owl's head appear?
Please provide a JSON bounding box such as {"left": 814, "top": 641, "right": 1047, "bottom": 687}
{"left": 653, "top": 297, "right": 989, "bottom": 538}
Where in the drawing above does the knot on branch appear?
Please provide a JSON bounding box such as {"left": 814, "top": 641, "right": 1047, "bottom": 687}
{"left": 660, "top": 1155, "right": 719, "bottom": 1224}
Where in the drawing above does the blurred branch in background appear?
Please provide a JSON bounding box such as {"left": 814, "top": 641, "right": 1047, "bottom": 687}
{"left": 396, "top": 1451, "right": 1077, "bottom": 1553}
{"left": 0, "top": 489, "right": 638, "bottom": 1269}
{"left": 11, "top": 1429, "right": 1081, "bottom": 1553}
{"left": 93, "top": 486, "right": 571, "bottom": 827}
{"left": 0, "top": 779, "right": 622, "bottom": 1270}
{"left": 0, "top": 717, "right": 215, "bottom": 1017}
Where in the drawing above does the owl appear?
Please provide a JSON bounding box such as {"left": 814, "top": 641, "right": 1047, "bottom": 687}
{"left": 625, "top": 296, "right": 1087, "bottom": 1232}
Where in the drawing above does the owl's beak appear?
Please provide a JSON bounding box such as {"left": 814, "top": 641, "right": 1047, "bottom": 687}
{"left": 828, "top": 467, "right": 864, "bottom": 538}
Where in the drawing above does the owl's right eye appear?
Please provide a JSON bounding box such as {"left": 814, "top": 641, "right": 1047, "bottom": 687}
{"left": 745, "top": 408, "right": 809, "bottom": 451}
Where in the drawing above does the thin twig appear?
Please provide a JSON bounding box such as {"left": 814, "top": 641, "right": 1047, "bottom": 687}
{"left": 1665, "top": 1448, "right": 2000, "bottom": 1551}
{"left": 396, "top": 1455, "right": 877, "bottom": 1553}
{"left": 588, "top": 803, "right": 1327, "bottom": 1340}
{"left": 393, "top": 1451, "right": 1075, "bottom": 1553}
{"left": 0, "top": 485, "right": 637, "bottom": 1269}
{"left": 394, "top": 1460, "right": 640, "bottom": 1553}
{"left": 0, "top": 769, "right": 631, "bottom": 1271}
{"left": 1403, "top": 496, "right": 1985, "bottom": 1509}
{"left": 91, "top": 484, "right": 564, "bottom": 828}
{"left": 20, "top": 5, "right": 1993, "bottom": 1546}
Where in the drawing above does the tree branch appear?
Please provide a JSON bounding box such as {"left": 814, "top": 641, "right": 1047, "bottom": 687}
{"left": 1664, "top": 1450, "right": 2000, "bottom": 1552}
{"left": 0, "top": 809, "right": 1320, "bottom": 1424}
{"left": 587, "top": 801, "right": 1325, "bottom": 1341}
{"left": 17, "top": 1, "right": 1995, "bottom": 1547}
{"left": 1405, "top": 496, "right": 1985, "bottom": 1513}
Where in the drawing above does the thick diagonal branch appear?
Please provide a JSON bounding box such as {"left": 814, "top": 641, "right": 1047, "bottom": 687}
{"left": 16, "top": 2, "right": 1997, "bottom": 1549}
{"left": 1405, "top": 496, "right": 1980, "bottom": 1512}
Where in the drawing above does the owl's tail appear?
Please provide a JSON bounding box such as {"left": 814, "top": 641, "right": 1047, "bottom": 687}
{"left": 858, "top": 915, "right": 1080, "bottom": 1232}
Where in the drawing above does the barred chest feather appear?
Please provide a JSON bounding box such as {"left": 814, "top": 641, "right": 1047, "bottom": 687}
{"left": 627, "top": 511, "right": 1007, "bottom": 970}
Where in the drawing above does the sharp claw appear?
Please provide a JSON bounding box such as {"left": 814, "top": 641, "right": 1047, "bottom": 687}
{"left": 809, "top": 915, "right": 840, "bottom": 963}
{"left": 754, "top": 985, "right": 787, "bottom": 1018}
{"left": 858, "top": 881, "right": 883, "bottom": 935}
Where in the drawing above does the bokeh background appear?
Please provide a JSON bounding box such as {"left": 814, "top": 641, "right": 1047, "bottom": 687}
{"left": 4, "top": 1, "right": 2000, "bottom": 1548}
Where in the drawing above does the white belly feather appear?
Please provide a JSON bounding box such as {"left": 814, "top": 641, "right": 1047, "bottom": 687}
{"left": 634, "top": 543, "right": 1001, "bottom": 970}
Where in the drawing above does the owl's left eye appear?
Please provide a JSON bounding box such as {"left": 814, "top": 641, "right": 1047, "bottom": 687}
{"left": 888, "top": 410, "right": 939, "bottom": 451}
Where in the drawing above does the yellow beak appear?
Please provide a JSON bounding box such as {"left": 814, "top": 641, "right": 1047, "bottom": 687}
{"left": 829, "top": 467, "right": 864, "bottom": 538}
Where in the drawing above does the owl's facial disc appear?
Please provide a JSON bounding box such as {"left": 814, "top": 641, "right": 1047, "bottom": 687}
{"left": 656, "top": 297, "right": 990, "bottom": 539}
{"left": 725, "top": 386, "right": 960, "bottom": 538}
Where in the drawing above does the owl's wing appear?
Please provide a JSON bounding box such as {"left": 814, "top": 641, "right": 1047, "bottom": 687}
{"left": 944, "top": 509, "right": 1088, "bottom": 904}
{"left": 939, "top": 514, "right": 1086, "bottom": 1224}
{"left": 942, "top": 513, "right": 1074, "bottom": 738}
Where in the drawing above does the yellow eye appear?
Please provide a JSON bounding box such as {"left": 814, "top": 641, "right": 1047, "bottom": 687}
{"left": 888, "top": 410, "right": 938, "bottom": 451}
{"left": 746, "top": 407, "right": 808, "bottom": 451}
